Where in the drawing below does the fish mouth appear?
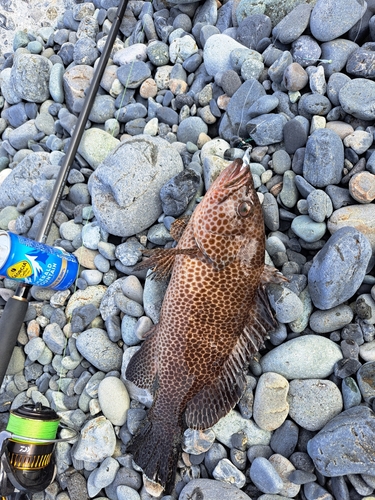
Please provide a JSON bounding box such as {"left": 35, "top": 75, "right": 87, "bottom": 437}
{"left": 222, "top": 158, "right": 251, "bottom": 189}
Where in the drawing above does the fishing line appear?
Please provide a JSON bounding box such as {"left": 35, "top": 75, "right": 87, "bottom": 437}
{"left": 6, "top": 412, "right": 59, "bottom": 441}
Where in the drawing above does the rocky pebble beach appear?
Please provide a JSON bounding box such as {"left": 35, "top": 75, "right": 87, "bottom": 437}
{"left": 1, "top": 0, "right": 375, "bottom": 499}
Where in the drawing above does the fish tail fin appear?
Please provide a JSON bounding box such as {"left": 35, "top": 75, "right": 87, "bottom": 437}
{"left": 127, "top": 413, "right": 182, "bottom": 494}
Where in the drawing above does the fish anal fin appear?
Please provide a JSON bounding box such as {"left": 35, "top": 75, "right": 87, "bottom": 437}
{"left": 261, "top": 264, "right": 288, "bottom": 285}
{"left": 170, "top": 215, "right": 191, "bottom": 241}
{"left": 133, "top": 248, "right": 197, "bottom": 280}
{"left": 125, "top": 326, "right": 158, "bottom": 391}
{"left": 184, "top": 371, "right": 246, "bottom": 429}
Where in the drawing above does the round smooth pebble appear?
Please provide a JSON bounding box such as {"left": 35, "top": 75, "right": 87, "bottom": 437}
{"left": 349, "top": 172, "right": 375, "bottom": 203}
{"left": 260, "top": 335, "right": 343, "bottom": 380}
{"left": 287, "top": 379, "right": 343, "bottom": 431}
{"left": 309, "top": 305, "right": 354, "bottom": 333}
{"left": 269, "top": 454, "right": 301, "bottom": 498}
{"left": 307, "top": 406, "right": 375, "bottom": 477}
{"left": 179, "top": 479, "right": 252, "bottom": 500}
{"left": 75, "top": 328, "right": 123, "bottom": 372}
{"left": 291, "top": 215, "right": 326, "bottom": 243}
{"left": 308, "top": 226, "right": 372, "bottom": 309}
{"left": 97, "top": 376, "right": 130, "bottom": 426}
{"left": 249, "top": 457, "right": 284, "bottom": 494}
{"left": 252, "top": 372, "right": 289, "bottom": 431}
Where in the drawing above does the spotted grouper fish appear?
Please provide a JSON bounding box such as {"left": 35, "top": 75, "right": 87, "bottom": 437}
{"left": 125, "top": 157, "right": 284, "bottom": 492}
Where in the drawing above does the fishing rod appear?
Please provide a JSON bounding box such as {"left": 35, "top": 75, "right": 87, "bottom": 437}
{"left": 0, "top": 0, "right": 129, "bottom": 496}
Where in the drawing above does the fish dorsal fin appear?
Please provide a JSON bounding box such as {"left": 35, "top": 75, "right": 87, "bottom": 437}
{"left": 134, "top": 248, "right": 198, "bottom": 280}
{"left": 125, "top": 326, "right": 158, "bottom": 391}
{"left": 170, "top": 215, "right": 191, "bottom": 241}
{"left": 184, "top": 286, "right": 277, "bottom": 429}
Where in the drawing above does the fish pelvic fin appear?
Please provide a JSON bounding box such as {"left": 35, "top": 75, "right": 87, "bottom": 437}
{"left": 185, "top": 286, "right": 278, "bottom": 429}
{"left": 133, "top": 248, "right": 198, "bottom": 280}
{"left": 170, "top": 215, "right": 191, "bottom": 241}
{"left": 125, "top": 326, "right": 158, "bottom": 390}
{"left": 260, "top": 264, "right": 288, "bottom": 285}
{"left": 127, "top": 414, "right": 182, "bottom": 494}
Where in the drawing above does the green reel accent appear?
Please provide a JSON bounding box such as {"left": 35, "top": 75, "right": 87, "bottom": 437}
{"left": 6, "top": 405, "right": 60, "bottom": 442}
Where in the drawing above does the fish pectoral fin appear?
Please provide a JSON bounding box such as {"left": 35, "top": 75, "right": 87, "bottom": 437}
{"left": 134, "top": 248, "right": 198, "bottom": 280}
{"left": 248, "top": 284, "right": 279, "bottom": 334}
{"left": 125, "top": 326, "right": 159, "bottom": 391}
{"left": 184, "top": 371, "right": 246, "bottom": 429}
{"left": 170, "top": 215, "right": 191, "bottom": 241}
{"left": 260, "top": 264, "right": 288, "bottom": 285}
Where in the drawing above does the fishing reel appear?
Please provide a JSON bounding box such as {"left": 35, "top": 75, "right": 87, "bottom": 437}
{"left": 0, "top": 403, "right": 75, "bottom": 500}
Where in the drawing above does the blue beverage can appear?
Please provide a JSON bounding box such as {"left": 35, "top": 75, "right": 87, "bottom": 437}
{"left": 0, "top": 231, "right": 79, "bottom": 290}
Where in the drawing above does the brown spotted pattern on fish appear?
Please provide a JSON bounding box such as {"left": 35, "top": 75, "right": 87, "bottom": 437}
{"left": 125, "top": 158, "right": 284, "bottom": 492}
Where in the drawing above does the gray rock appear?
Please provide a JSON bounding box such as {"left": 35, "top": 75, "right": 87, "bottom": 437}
{"left": 73, "top": 36, "right": 99, "bottom": 65}
{"left": 78, "top": 128, "right": 120, "bottom": 170}
{"left": 203, "top": 34, "right": 246, "bottom": 75}
{"left": 248, "top": 95, "right": 280, "bottom": 119}
{"left": 357, "top": 361, "right": 375, "bottom": 402}
{"left": 309, "top": 305, "right": 354, "bottom": 333}
{"left": 75, "top": 328, "right": 123, "bottom": 372}
{"left": 303, "top": 129, "right": 344, "bottom": 188}
{"left": 260, "top": 335, "right": 343, "bottom": 380}
{"left": 327, "top": 72, "right": 351, "bottom": 106}
{"left": 177, "top": 116, "right": 208, "bottom": 144}
{"left": 49, "top": 62, "right": 65, "bottom": 104}
{"left": 88, "top": 95, "right": 116, "bottom": 124}
{"left": 267, "top": 284, "right": 303, "bottom": 323}
{"left": 43, "top": 323, "right": 66, "bottom": 355}
{"left": 306, "top": 189, "right": 333, "bottom": 222}
{"left": 339, "top": 78, "right": 375, "bottom": 120}
{"left": 63, "top": 64, "right": 94, "bottom": 114}
{"left": 270, "top": 420, "right": 299, "bottom": 458}
{"left": 310, "top": 0, "right": 367, "bottom": 41}
{"left": 147, "top": 41, "right": 170, "bottom": 66}
{"left": 91, "top": 457, "right": 119, "bottom": 490}
{"left": 10, "top": 53, "right": 52, "bottom": 103}
{"left": 160, "top": 168, "right": 201, "bottom": 217}
{"left": 249, "top": 457, "right": 283, "bottom": 494}
{"left": 298, "top": 93, "right": 332, "bottom": 117}
{"left": 97, "top": 376, "right": 130, "bottom": 426}
{"left": 342, "top": 376, "right": 362, "bottom": 410}
{"left": 0, "top": 152, "right": 50, "bottom": 209}
{"left": 253, "top": 372, "right": 289, "bottom": 431}
{"left": 307, "top": 406, "right": 375, "bottom": 476}
{"left": 117, "top": 61, "right": 151, "bottom": 88}
{"left": 272, "top": 3, "right": 313, "bottom": 44}
{"left": 179, "top": 479, "right": 252, "bottom": 500}
{"left": 143, "top": 270, "right": 168, "bottom": 324}
{"left": 88, "top": 135, "right": 183, "bottom": 237}
{"left": 219, "top": 78, "right": 266, "bottom": 141}
{"left": 308, "top": 227, "right": 372, "bottom": 309}
{"left": 212, "top": 458, "right": 246, "bottom": 488}
{"left": 291, "top": 35, "right": 322, "bottom": 67}
{"left": 320, "top": 39, "right": 359, "bottom": 78}
{"left": 73, "top": 416, "right": 116, "bottom": 463}
{"left": 246, "top": 113, "right": 287, "bottom": 146}
{"left": 8, "top": 120, "right": 39, "bottom": 151}
{"left": 237, "top": 14, "right": 272, "bottom": 49}
{"left": 288, "top": 379, "right": 343, "bottom": 431}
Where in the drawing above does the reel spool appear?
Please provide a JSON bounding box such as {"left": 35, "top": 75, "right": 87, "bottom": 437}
{"left": 0, "top": 403, "right": 76, "bottom": 499}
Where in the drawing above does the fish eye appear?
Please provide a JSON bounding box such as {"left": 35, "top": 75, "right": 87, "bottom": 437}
{"left": 237, "top": 201, "right": 252, "bottom": 217}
